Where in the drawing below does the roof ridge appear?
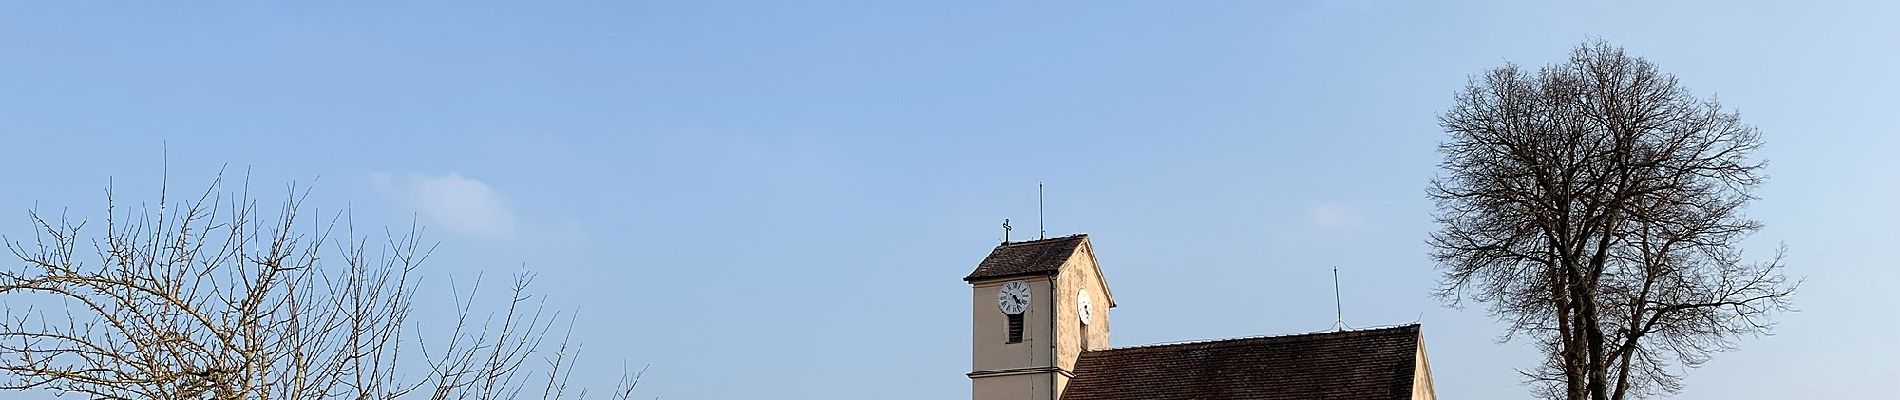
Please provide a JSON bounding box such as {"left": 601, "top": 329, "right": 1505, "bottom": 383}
{"left": 995, "top": 233, "right": 1088, "bottom": 248}
{"left": 1096, "top": 323, "right": 1419, "bottom": 352}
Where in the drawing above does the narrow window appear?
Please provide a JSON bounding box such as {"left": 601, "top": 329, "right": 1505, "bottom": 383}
{"left": 1006, "top": 314, "right": 1024, "bottom": 343}
{"left": 1080, "top": 320, "right": 1090, "bottom": 351}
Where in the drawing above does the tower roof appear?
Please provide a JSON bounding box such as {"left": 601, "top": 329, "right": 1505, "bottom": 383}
{"left": 1060, "top": 324, "right": 1427, "bottom": 400}
{"left": 962, "top": 234, "right": 1089, "bottom": 282}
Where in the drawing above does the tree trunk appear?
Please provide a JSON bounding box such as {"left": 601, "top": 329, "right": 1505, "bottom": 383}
{"left": 1611, "top": 347, "right": 1634, "bottom": 400}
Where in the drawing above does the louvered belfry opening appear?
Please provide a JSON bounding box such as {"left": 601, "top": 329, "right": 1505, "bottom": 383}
{"left": 1006, "top": 313, "right": 1024, "bottom": 343}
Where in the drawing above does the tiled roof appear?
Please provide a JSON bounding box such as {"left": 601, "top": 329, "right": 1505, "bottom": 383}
{"left": 1061, "top": 325, "right": 1423, "bottom": 400}
{"left": 963, "top": 234, "right": 1089, "bottom": 282}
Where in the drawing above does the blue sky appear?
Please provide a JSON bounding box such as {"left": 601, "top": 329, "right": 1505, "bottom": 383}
{"left": 2, "top": 1, "right": 1895, "bottom": 399}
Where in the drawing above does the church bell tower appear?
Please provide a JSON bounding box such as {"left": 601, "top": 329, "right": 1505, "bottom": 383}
{"left": 964, "top": 234, "right": 1113, "bottom": 400}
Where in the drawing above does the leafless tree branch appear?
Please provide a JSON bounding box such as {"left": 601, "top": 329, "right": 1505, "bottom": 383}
{"left": 0, "top": 171, "right": 645, "bottom": 400}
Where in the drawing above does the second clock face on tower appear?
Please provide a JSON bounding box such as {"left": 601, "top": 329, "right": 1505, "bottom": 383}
{"left": 997, "top": 280, "right": 1031, "bottom": 315}
{"left": 1078, "top": 289, "right": 1093, "bottom": 325}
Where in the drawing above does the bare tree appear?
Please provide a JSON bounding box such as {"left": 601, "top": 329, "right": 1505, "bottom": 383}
{"left": 1430, "top": 40, "right": 1797, "bottom": 400}
{"left": 0, "top": 172, "right": 644, "bottom": 400}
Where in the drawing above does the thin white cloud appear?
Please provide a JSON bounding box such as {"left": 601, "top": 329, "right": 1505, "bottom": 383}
{"left": 1307, "top": 203, "right": 1366, "bottom": 232}
{"left": 371, "top": 172, "right": 518, "bottom": 239}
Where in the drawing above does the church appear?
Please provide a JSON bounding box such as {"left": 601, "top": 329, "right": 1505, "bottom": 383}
{"left": 964, "top": 234, "right": 1437, "bottom": 400}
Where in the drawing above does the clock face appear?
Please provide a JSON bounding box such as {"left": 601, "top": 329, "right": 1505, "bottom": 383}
{"left": 1077, "top": 289, "right": 1093, "bottom": 325}
{"left": 996, "top": 280, "right": 1031, "bottom": 315}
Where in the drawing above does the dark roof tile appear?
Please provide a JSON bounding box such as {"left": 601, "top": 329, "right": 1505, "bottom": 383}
{"left": 963, "top": 234, "right": 1089, "bottom": 282}
{"left": 1061, "top": 324, "right": 1423, "bottom": 400}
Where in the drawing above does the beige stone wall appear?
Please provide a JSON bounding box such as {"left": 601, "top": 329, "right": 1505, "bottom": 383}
{"left": 1412, "top": 340, "right": 1438, "bottom": 400}
{"left": 1053, "top": 242, "right": 1112, "bottom": 376}
{"left": 971, "top": 372, "right": 1054, "bottom": 400}
{"left": 970, "top": 277, "right": 1055, "bottom": 372}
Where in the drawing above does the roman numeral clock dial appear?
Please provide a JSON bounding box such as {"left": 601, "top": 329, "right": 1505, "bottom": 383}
{"left": 996, "top": 280, "right": 1030, "bottom": 315}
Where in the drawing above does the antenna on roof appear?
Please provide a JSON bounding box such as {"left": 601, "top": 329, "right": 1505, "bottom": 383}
{"left": 1332, "top": 267, "right": 1348, "bottom": 332}
{"left": 1038, "top": 182, "right": 1046, "bottom": 240}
